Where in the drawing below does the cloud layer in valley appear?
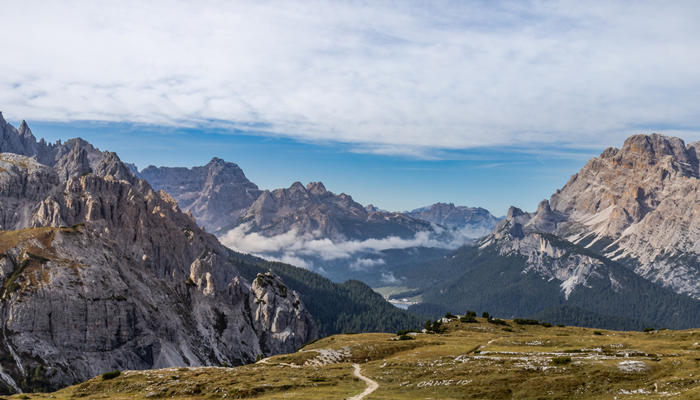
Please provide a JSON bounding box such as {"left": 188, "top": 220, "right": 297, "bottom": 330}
{"left": 2, "top": 1, "right": 700, "bottom": 154}
{"left": 219, "top": 223, "right": 475, "bottom": 271}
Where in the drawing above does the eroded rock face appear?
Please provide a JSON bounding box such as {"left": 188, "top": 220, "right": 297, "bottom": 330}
{"left": 0, "top": 118, "right": 317, "bottom": 393}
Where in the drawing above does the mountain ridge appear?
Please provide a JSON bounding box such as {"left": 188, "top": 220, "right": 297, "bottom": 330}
{"left": 399, "top": 133, "right": 699, "bottom": 329}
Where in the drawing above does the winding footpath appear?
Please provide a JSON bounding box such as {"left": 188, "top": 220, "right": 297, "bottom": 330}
{"left": 347, "top": 363, "right": 379, "bottom": 400}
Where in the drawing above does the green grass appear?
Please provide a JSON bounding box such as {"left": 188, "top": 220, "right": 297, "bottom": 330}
{"left": 9, "top": 319, "right": 699, "bottom": 399}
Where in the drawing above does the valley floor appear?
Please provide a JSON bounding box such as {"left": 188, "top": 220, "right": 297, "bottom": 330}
{"left": 9, "top": 318, "right": 700, "bottom": 399}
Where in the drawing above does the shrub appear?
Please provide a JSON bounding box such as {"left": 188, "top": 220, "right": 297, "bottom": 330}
{"left": 551, "top": 356, "right": 572, "bottom": 365}
{"left": 213, "top": 308, "right": 227, "bottom": 337}
{"left": 432, "top": 320, "right": 446, "bottom": 333}
{"left": 541, "top": 322, "right": 552, "bottom": 328}
{"left": 444, "top": 312, "right": 457, "bottom": 319}
{"left": 102, "top": 370, "right": 121, "bottom": 380}
{"left": 593, "top": 331, "right": 603, "bottom": 335}
{"left": 643, "top": 327, "right": 655, "bottom": 333}
{"left": 460, "top": 315, "right": 477, "bottom": 323}
{"left": 465, "top": 310, "right": 477, "bottom": 318}
{"left": 397, "top": 334, "right": 415, "bottom": 341}
{"left": 514, "top": 318, "right": 539, "bottom": 325}
{"left": 488, "top": 318, "right": 508, "bottom": 326}
{"left": 502, "top": 327, "right": 514, "bottom": 332}
{"left": 482, "top": 312, "right": 490, "bottom": 319}
{"left": 424, "top": 320, "right": 445, "bottom": 333}
{"left": 557, "top": 324, "right": 565, "bottom": 327}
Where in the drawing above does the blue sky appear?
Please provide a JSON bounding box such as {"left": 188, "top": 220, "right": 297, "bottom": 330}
{"left": 2, "top": 1, "right": 700, "bottom": 215}
{"left": 17, "top": 119, "right": 598, "bottom": 216}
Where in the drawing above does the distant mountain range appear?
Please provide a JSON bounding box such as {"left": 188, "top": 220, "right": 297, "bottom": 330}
{"left": 397, "top": 134, "right": 699, "bottom": 329}
{"left": 140, "top": 160, "right": 500, "bottom": 283}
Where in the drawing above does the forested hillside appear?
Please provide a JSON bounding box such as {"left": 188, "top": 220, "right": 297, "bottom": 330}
{"left": 228, "top": 251, "right": 422, "bottom": 336}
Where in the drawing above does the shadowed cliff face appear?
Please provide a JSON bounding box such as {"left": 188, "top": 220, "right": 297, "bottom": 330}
{"left": 0, "top": 115, "right": 317, "bottom": 393}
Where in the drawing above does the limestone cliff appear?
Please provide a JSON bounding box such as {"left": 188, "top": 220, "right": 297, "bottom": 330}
{"left": 0, "top": 115, "right": 317, "bottom": 393}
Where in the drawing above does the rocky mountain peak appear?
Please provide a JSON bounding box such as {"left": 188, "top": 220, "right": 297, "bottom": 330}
{"left": 536, "top": 199, "right": 552, "bottom": 215}
{"left": 511, "top": 132, "right": 700, "bottom": 298}
{"left": 289, "top": 181, "right": 306, "bottom": 193}
{"left": 620, "top": 133, "right": 689, "bottom": 160}
{"left": 141, "top": 158, "right": 261, "bottom": 232}
{"left": 364, "top": 204, "right": 381, "bottom": 213}
{"left": 203, "top": 158, "right": 251, "bottom": 181}
{"left": 17, "top": 120, "right": 34, "bottom": 140}
{"left": 0, "top": 115, "right": 38, "bottom": 157}
{"left": 526, "top": 199, "right": 565, "bottom": 232}
{"left": 506, "top": 206, "right": 525, "bottom": 220}
{"left": 54, "top": 140, "right": 92, "bottom": 181}
{"left": 597, "top": 133, "right": 699, "bottom": 178}
{"left": 93, "top": 151, "right": 139, "bottom": 183}
{"left": 306, "top": 181, "right": 327, "bottom": 195}
{"left": 207, "top": 157, "right": 226, "bottom": 166}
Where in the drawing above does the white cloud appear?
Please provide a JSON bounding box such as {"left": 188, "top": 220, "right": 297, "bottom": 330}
{"left": 220, "top": 223, "right": 457, "bottom": 260}
{"left": 349, "top": 258, "right": 386, "bottom": 271}
{"left": 218, "top": 222, "right": 477, "bottom": 270}
{"left": 380, "top": 272, "right": 400, "bottom": 285}
{"left": 2, "top": 1, "right": 700, "bottom": 153}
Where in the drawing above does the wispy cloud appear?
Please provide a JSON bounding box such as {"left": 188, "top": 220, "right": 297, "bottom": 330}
{"left": 2, "top": 1, "right": 700, "bottom": 154}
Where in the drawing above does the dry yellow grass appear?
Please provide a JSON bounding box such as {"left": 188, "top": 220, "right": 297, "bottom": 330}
{"left": 7, "top": 318, "right": 699, "bottom": 399}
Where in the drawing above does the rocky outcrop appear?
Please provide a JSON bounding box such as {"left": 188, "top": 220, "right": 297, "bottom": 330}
{"left": 0, "top": 119, "right": 317, "bottom": 393}
{"left": 0, "top": 115, "right": 38, "bottom": 158}
{"left": 141, "top": 158, "right": 261, "bottom": 232}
